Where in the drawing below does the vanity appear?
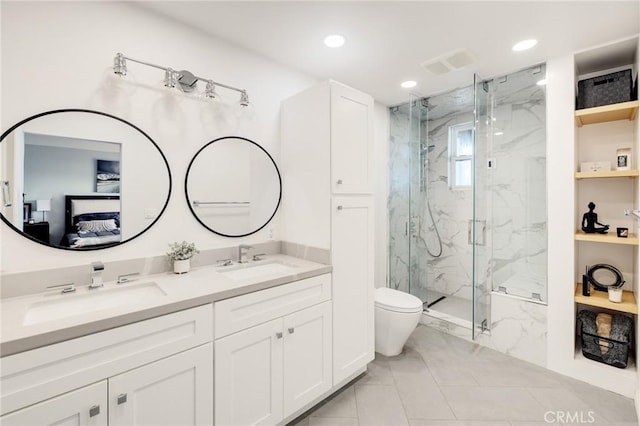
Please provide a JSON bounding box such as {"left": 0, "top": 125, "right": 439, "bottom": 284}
{"left": 0, "top": 255, "right": 338, "bottom": 425}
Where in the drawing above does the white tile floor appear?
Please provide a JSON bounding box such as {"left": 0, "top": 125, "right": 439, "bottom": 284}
{"left": 289, "top": 325, "right": 638, "bottom": 426}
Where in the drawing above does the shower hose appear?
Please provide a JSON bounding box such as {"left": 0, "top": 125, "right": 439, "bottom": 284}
{"left": 421, "top": 200, "right": 442, "bottom": 258}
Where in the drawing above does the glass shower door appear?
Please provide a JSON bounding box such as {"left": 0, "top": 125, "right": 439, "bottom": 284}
{"left": 408, "top": 95, "right": 428, "bottom": 304}
{"left": 387, "top": 95, "right": 428, "bottom": 304}
{"left": 472, "top": 73, "right": 490, "bottom": 338}
{"left": 388, "top": 102, "right": 412, "bottom": 293}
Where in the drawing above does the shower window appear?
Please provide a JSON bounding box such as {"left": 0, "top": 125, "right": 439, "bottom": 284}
{"left": 448, "top": 122, "right": 473, "bottom": 189}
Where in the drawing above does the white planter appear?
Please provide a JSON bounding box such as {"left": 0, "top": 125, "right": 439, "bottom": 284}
{"left": 173, "top": 259, "right": 191, "bottom": 274}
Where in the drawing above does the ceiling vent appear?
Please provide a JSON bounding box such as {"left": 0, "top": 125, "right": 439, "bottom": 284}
{"left": 421, "top": 48, "right": 476, "bottom": 75}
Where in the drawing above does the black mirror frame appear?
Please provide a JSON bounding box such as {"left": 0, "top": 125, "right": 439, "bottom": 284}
{"left": 185, "top": 136, "right": 282, "bottom": 238}
{"left": 0, "top": 108, "right": 172, "bottom": 251}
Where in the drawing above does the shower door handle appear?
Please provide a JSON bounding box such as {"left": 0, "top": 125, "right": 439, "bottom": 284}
{"left": 468, "top": 220, "right": 487, "bottom": 245}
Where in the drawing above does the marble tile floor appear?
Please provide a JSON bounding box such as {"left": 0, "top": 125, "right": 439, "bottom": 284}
{"left": 288, "top": 325, "right": 638, "bottom": 426}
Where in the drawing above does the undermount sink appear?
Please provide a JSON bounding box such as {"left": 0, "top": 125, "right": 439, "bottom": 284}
{"left": 218, "top": 261, "right": 295, "bottom": 281}
{"left": 23, "top": 282, "right": 167, "bottom": 326}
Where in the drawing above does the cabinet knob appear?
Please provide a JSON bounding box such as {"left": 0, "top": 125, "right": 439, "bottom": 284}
{"left": 337, "top": 179, "right": 343, "bottom": 185}
{"left": 288, "top": 327, "right": 295, "bottom": 334}
{"left": 89, "top": 405, "right": 100, "bottom": 418}
{"left": 276, "top": 332, "right": 283, "bottom": 339}
{"left": 117, "top": 393, "right": 128, "bottom": 405}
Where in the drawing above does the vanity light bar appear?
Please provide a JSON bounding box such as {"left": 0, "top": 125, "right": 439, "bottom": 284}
{"left": 112, "top": 53, "right": 249, "bottom": 107}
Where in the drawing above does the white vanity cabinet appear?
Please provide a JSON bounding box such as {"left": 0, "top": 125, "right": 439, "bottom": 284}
{"left": 281, "top": 80, "right": 375, "bottom": 387}
{"left": 0, "top": 305, "right": 213, "bottom": 425}
{"left": 0, "top": 381, "right": 108, "bottom": 426}
{"left": 214, "top": 274, "right": 332, "bottom": 425}
{"left": 108, "top": 344, "right": 213, "bottom": 426}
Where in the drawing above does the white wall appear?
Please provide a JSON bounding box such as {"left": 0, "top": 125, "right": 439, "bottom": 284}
{"left": 0, "top": 1, "right": 317, "bottom": 273}
{"left": 546, "top": 51, "right": 580, "bottom": 374}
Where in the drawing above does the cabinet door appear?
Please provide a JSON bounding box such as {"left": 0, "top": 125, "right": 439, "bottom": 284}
{"left": 215, "top": 318, "right": 284, "bottom": 426}
{"left": 331, "top": 196, "right": 375, "bottom": 384}
{"left": 109, "top": 343, "right": 213, "bottom": 426}
{"left": 1, "top": 381, "right": 107, "bottom": 426}
{"left": 330, "top": 82, "right": 374, "bottom": 194}
{"left": 283, "top": 301, "right": 332, "bottom": 417}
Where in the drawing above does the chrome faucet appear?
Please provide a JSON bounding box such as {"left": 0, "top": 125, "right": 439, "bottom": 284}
{"left": 117, "top": 272, "right": 140, "bottom": 284}
{"left": 238, "top": 244, "right": 253, "bottom": 263}
{"left": 90, "top": 261, "right": 104, "bottom": 289}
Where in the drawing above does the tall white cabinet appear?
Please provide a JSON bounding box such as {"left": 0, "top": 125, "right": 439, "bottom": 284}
{"left": 281, "top": 80, "right": 375, "bottom": 386}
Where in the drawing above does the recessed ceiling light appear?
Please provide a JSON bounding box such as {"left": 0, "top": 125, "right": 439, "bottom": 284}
{"left": 536, "top": 79, "right": 547, "bottom": 86}
{"left": 401, "top": 80, "right": 417, "bottom": 88}
{"left": 494, "top": 131, "right": 504, "bottom": 136}
{"left": 324, "top": 34, "right": 345, "bottom": 48}
{"left": 512, "top": 39, "right": 537, "bottom": 52}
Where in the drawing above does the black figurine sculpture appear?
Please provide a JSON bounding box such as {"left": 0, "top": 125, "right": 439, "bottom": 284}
{"left": 581, "top": 202, "right": 609, "bottom": 234}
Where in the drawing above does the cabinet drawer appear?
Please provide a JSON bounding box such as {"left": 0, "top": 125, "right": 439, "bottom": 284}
{"left": 1, "top": 304, "right": 213, "bottom": 416}
{"left": 214, "top": 274, "right": 331, "bottom": 338}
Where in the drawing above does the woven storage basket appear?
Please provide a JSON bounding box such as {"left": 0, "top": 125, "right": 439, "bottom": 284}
{"left": 577, "top": 69, "right": 633, "bottom": 109}
{"left": 577, "top": 310, "right": 633, "bottom": 369}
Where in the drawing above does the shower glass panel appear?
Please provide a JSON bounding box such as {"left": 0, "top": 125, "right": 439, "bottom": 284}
{"left": 473, "top": 74, "right": 490, "bottom": 337}
{"left": 422, "top": 86, "right": 475, "bottom": 327}
{"left": 485, "top": 65, "right": 548, "bottom": 302}
{"left": 408, "top": 95, "right": 428, "bottom": 303}
{"left": 388, "top": 95, "right": 424, "bottom": 300}
{"left": 388, "top": 102, "right": 410, "bottom": 293}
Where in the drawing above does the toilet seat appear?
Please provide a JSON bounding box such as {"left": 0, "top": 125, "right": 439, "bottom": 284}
{"left": 375, "top": 287, "right": 423, "bottom": 313}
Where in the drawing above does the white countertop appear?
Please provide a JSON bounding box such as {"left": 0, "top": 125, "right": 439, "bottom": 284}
{"left": 1, "top": 254, "right": 331, "bottom": 357}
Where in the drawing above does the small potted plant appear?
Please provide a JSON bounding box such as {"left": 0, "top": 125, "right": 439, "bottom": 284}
{"left": 167, "top": 241, "right": 199, "bottom": 274}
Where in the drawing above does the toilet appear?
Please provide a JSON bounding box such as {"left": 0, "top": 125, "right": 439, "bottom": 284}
{"left": 374, "top": 287, "right": 424, "bottom": 357}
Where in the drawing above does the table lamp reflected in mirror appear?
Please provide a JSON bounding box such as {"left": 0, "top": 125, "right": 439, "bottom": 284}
{"left": 36, "top": 199, "right": 51, "bottom": 223}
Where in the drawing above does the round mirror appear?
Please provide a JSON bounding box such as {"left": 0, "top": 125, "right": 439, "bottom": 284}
{"left": 185, "top": 136, "right": 281, "bottom": 237}
{"left": 0, "top": 109, "right": 171, "bottom": 250}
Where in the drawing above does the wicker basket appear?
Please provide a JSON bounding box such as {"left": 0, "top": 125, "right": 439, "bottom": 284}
{"left": 577, "top": 310, "right": 633, "bottom": 368}
{"left": 577, "top": 69, "right": 634, "bottom": 109}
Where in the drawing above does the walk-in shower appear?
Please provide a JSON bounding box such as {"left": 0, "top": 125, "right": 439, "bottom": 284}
{"left": 388, "top": 64, "right": 548, "bottom": 338}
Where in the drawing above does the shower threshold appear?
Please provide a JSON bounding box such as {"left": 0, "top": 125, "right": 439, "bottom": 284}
{"left": 423, "top": 290, "right": 473, "bottom": 329}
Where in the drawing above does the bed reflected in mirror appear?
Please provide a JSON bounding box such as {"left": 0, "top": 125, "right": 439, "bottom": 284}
{"left": 0, "top": 109, "right": 171, "bottom": 250}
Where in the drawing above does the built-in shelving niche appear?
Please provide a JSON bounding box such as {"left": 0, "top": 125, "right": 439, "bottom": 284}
{"left": 572, "top": 36, "right": 639, "bottom": 391}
